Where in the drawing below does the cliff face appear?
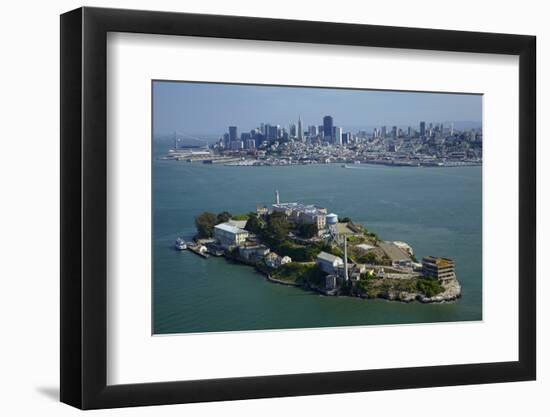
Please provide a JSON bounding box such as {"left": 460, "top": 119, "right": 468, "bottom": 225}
{"left": 418, "top": 278, "right": 462, "bottom": 303}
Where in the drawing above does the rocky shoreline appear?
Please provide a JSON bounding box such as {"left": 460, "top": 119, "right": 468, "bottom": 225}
{"left": 381, "top": 278, "right": 462, "bottom": 303}
{"left": 257, "top": 264, "right": 461, "bottom": 304}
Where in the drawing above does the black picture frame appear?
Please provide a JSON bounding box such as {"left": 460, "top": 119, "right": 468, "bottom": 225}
{"left": 60, "top": 6, "right": 536, "bottom": 410}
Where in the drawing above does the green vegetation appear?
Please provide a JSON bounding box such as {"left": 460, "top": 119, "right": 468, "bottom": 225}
{"left": 416, "top": 278, "right": 444, "bottom": 297}
{"left": 231, "top": 213, "right": 250, "bottom": 221}
{"left": 277, "top": 240, "right": 321, "bottom": 262}
{"left": 264, "top": 211, "right": 290, "bottom": 243}
{"left": 195, "top": 211, "right": 253, "bottom": 238}
{"left": 195, "top": 212, "right": 217, "bottom": 238}
{"left": 356, "top": 252, "right": 377, "bottom": 264}
{"left": 272, "top": 262, "right": 326, "bottom": 286}
{"left": 245, "top": 212, "right": 264, "bottom": 233}
{"left": 356, "top": 276, "right": 444, "bottom": 299}
{"left": 346, "top": 235, "right": 366, "bottom": 244}
{"left": 216, "top": 211, "right": 232, "bottom": 224}
{"left": 297, "top": 223, "right": 318, "bottom": 238}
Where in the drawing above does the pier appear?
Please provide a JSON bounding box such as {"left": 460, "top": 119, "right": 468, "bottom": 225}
{"left": 188, "top": 244, "right": 209, "bottom": 258}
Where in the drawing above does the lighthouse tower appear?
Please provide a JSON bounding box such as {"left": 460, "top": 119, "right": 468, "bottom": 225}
{"left": 275, "top": 189, "right": 280, "bottom": 205}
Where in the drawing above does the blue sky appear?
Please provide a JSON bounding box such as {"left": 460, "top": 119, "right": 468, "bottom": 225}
{"left": 153, "top": 81, "right": 482, "bottom": 136}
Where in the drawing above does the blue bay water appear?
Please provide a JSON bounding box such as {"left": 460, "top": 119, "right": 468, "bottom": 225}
{"left": 153, "top": 143, "right": 482, "bottom": 334}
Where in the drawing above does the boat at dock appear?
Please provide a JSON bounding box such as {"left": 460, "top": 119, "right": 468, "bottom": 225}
{"left": 175, "top": 238, "right": 187, "bottom": 250}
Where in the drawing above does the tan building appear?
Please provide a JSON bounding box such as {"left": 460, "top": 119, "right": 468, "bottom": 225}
{"left": 422, "top": 256, "right": 455, "bottom": 282}
{"left": 272, "top": 202, "right": 327, "bottom": 230}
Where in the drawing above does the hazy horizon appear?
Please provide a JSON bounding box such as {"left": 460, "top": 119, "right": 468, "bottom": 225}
{"left": 153, "top": 81, "right": 482, "bottom": 137}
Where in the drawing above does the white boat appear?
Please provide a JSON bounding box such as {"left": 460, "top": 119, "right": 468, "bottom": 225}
{"left": 175, "top": 238, "right": 187, "bottom": 250}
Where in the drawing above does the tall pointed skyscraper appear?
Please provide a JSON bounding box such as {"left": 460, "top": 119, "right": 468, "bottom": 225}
{"left": 297, "top": 116, "right": 304, "bottom": 141}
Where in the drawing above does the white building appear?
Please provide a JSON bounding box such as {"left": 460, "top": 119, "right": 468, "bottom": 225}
{"left": 214, "top": 223, "right": 249, "bottom": 249}
{"left": 316, "top": 251, "right": 344, "bottom": 274}
{"left": 333, "top": 127, "right": 343, "bottom": 145}
{"left": 264, "top": 252, "right": 292, "bottom": 269}
{"left": 280, "top": 256, "right": 292, "bottom": 266}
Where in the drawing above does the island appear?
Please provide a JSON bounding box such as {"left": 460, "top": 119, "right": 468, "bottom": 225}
{"left": 178, "top": 190, "right": 462, "bottom": 303}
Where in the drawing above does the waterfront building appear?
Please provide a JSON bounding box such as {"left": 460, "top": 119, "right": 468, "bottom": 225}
{"left": 422, "top": 256, "right": 456, "bottom": 282}
{"left": 264, "top": 252, "right": 292, "bottom": 269}
{"left": 265, "top": 252, "right": 280, "bottom": 268}
{"left": 317, "top": 251, "right": 344, "bottom": 274}
{"left": 238, "top": 244, "right": 270, "bottom": 262}
{"left": 323, "top": 115, "right": 333, "bottom": 141}
{"left": 214, "top": 223, "right": 249, "bottom": 249}
{"left": 325, "top": 274, "right": 338, "bottom": 290}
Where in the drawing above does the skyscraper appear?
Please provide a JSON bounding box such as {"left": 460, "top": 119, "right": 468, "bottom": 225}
{"left": 333, "top": 126, "right": 343, "bottom": 145}
{"left": 381, "top": 126, "right": 387, "bottom": 138}
{"left": 289, "top": 123, "right": 297, "bottom": 137}
{"left": 268, "top": 125, "right": 279, "bottom": 141}
{"left": 323, "top": 115, "right": 333, "bottom": 141}
{"left": 419, "top": 121, "right": 426, "bottom": 137}
{"left": 309, "top": 125, "right": 318, "bottom": 136}
{"left": 229, "top": 126, "right": 238, "bottom": 142}
{"left": 297, "top": 116, "right": 304, "bottom": 141}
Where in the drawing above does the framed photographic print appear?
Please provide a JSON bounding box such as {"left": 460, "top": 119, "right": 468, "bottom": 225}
{"left": 60, "top": 6, "right": 536, "bottom": 409}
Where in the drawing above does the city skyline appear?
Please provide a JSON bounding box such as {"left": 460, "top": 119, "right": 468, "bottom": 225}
{"left": 153, "top": 81, "right": 483, "bottom": 137}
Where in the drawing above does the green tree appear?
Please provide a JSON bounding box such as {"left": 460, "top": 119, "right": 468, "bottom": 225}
{"left": 216, "top": 211, "right": 232, "bottom": 224}
{"left": 417, "top": 278, "right": 444, "bottom": 297}
{"left": 298, "top": 223, "right": 318, "bottom": 238}
{"left": 245, "top": 213, "right": 263, "bottom": 234}
{"left": 195, "top": 212, "right": 217, "bottom": 238}
{"left": 266, "top": 211, "right": 290, "bottom": 243}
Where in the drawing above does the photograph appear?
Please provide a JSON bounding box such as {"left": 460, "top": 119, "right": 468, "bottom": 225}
{"left": 152, "top": 81, "right": 483, "bottom": 334}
